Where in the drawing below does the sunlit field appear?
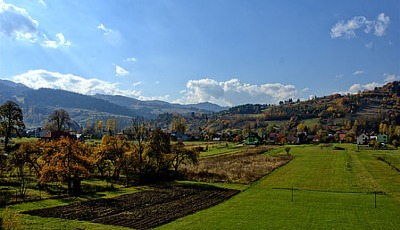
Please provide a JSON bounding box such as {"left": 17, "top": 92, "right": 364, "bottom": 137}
{"left": 158, "top": 144, "right": 400, "bottom": 229}
{"left": 1, "top": 143, "right": 400, "bottom": 229}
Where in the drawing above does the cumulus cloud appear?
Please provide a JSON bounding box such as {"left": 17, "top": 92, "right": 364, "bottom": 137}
{"left": 174, "top": 78, "right": 297, "bottom": 107}
{"left": 0, "top": 1, "right": 71, "bottom": 47}
{"left": 10, "top": 69, "right": 141, "bottom": 97}
{"left": 338, "top": 73, "right": 399, "bottom": 95}
{"left": 353, "top": 70, "right": 365, "bottom": 76}
{"left": 114, "top": 64, "right": 129, "bottom": 76}
{"left": 346, "top": 82, "right": 382, "bottom": 94}
{"left": 0, "top": 0, "right": 39, "bottom": 41}
{"left": 97, "top": 23, "right": 121, "bottom": 45}
{"left": 330, "top": 13, "right": 390, "bottom": 39}
{"left": 42, "top": 33, "right": 71, "bottom": 48}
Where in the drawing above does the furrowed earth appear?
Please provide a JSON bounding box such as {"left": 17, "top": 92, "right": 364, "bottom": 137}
{"left": 22, "top": 184, "right": 239, "bottom": 229}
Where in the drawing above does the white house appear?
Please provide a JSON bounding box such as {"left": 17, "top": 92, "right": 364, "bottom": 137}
{"left": 357, "top": 133, "right": 369, "bottom": 145}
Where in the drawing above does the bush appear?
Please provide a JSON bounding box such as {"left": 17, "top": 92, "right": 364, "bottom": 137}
{"left": 284, "top": 147, "right": 291, "bottom": 154}
{"left": 0, "top": 207, "right": 21, "bottom": 230}
{"left": 392, "top": 139, "right": 399, "bottom": 149}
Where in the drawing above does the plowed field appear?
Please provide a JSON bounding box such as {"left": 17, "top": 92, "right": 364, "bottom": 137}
{"left": 23, "top": 184, "right": 239, "bottom": 229}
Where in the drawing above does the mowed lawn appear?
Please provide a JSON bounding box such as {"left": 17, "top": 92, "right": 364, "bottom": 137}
{"left": 158, "top": 144, "right": 400, "bottom": 229}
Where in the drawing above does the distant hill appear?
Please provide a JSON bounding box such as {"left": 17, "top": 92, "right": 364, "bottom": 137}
{"left": 0, "top": 80, "right": 228, "bottom": 128}
{"left": 93, "top": 94, "right": 228, "bottom": 115}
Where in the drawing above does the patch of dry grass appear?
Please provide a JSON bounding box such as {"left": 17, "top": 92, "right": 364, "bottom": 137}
{"left": 181, "top": 146, "right": 293, "bottom": 184}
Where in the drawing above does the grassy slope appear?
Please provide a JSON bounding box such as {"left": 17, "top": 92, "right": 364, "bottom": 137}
{"left": 158, "top": 145, "right": 400, "bottom": 229}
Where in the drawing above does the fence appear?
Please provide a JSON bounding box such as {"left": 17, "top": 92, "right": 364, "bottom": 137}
{"left": 272, "top": 187, "right": 385, "bottom": 208}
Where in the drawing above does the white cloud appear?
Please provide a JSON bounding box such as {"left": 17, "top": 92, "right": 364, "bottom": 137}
{"left": 0, "top": 1, "right": 71, "bottom": 48}
{"left": 133, "top": 81, "right": 142, "bottom": 87}
{"left": 301, "top": 88, "right": 309, "bottom": 93}
{"left": 41, "top": 33, "right": 71, "bottom": 48}
{"left": 384, "top": 73, "right": 399, "bottom": 83}
{"left": 124, "top": 57, "right": 137, "bottom": 62}
{"left": 374, "top": 13, "right": 390, "bottom": 36}
{"left": 114, "top": 64, "right": 129, "bottom": 76}
{"left": 10, "top": 69, "right": 141, "bottom": 97}
{"left": 330, "top": 13, "right": 390, "bottom": 39}
{"left": 0, "top": 0, "right": 39, "bottom": 41}
{"left": 353, "top": 70, "right": 365, "bottom": 76}
{"left": 337, "top": 82, "right": 382, "bottom": 95}
{"left": 97, "top": 23, "right": 121, "bottom": 45}
{"left": 174, "top": 78, "right": 297, "bottom": 107}
{"left": 339, "top": 74, "right": 399, "bottom": 95}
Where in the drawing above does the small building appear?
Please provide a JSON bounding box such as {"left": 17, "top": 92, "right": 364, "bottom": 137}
{"left": 41, "top": 131, "right": 76, "bottom": 142}
{"left": 286, "top": 135, "right": 298, "bottom": 144}
{"left": 336, "top": 131, "right": 347, "bottom": 142}
{"left": 357, "top": 133, "right": 369, "bottom": 145}
{"left": 312, "top": 136, "right": 320, "bottom": 144}
{"left": 244, "top": 132, "right": 263, "bottom": 145}
{"left": 377, "top": 134, "right": 388, "bottom": 144}
{"left": 268, "top": 133, "right": 278, "bottom": 145}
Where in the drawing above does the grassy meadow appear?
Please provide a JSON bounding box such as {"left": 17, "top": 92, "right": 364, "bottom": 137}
{"left": 1, "top": 143, "right": 400, "bottom": 229}
{"left": 158, "top": 144, "right": 400, "bottom": 229}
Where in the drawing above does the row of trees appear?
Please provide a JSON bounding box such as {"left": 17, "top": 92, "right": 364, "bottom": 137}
{"left": 6, "top": 127, "right": 198, "bottom": 197}
{"left": 0, "top": 101, "right": 199, "bottom": 197}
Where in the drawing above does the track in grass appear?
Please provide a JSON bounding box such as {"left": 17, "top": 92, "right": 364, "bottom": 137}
{"left": 22, "top": 184, "right": 239, "bottom": 229}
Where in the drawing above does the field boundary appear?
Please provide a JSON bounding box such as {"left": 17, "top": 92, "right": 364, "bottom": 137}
{"left": 272, "top": 187, "right": 385, "bottom": 195}
{"left": 272, "top": 187, "right": 386, "bottom": 208}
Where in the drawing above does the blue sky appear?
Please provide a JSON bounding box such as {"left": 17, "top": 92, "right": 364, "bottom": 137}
{"left": 0, "top": 0, "right": 399, "bottom": 106}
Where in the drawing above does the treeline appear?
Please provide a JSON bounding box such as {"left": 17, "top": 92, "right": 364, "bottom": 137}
{"left": 1, "top": 104, "right": 199, "bottom": 198}
{"left": 4, "top": 128, "right": 198, "bottom": 197}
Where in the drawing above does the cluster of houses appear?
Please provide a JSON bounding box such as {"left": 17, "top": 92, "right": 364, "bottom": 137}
{"left": 23, "top": 128, "right": 85, "bottom": 142}
{"left": 356, "top": 132, "right": 388, "bottom": 146}
{"left": 20, "top": 127, "right": 389, "bottom": 148}
{"left": 243, "top": 131, "right": 389, "bottom": 146}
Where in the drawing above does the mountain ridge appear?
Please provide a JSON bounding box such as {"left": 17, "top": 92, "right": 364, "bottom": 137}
{"left": 0, "top": 79, "right": 228, "bottom": 128}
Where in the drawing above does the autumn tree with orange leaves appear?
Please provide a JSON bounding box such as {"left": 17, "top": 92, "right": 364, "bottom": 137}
{"left": 95, "top": 135, "right": 132, "bottom": 180}
{"left": 39, "top": 137, "right": 95, "bottom": 196}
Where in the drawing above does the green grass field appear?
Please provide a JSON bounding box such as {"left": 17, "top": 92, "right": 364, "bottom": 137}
{"left": 2, "top": 144, "right": 400, "bottom": 229}
{"left": 158, "top": 144, "right": 400, "bottom": 229}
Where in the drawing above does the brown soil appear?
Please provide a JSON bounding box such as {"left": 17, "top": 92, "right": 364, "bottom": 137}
{"left": 22, "top": 184, "right": 239, "bottom": 229}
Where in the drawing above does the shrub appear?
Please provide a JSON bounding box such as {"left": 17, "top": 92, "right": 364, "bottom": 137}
{"left": 284, "top": 147, "right": 291, "bottom": 154}
{"left": 392, "top": 139, "right": 399, "bottom": 149}
{"left": 0, "top": 207, "right": 21, "bottom": 230}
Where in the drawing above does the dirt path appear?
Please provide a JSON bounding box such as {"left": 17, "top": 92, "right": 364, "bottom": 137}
{"left": 23, "top": 184, "right": 239, "bottom": 229}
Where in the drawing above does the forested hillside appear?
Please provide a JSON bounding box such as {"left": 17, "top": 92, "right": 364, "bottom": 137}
{"left": 0, "top": 80, "right": 226, "bottom": 128}
{"left": 167, "top": 81, "right": 400, "bottom": 143}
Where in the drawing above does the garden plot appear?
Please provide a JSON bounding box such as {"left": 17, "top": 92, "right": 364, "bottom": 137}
{"left": 23, "top": 184, "right": 239, "bottom": 229}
